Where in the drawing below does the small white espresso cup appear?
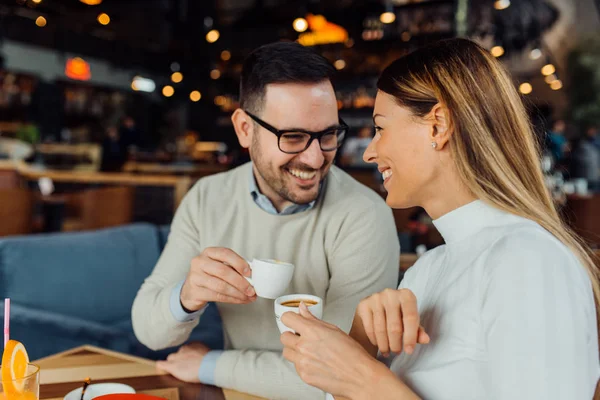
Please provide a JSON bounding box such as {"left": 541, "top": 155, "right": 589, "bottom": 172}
{"left": 274, "top": 294, "right": 324, "bottom": 334}
{"left": 244, "top": 259, "right": 295, "bottom": 299}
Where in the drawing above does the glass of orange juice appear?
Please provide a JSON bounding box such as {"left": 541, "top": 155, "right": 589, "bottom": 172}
{"left": 0, "top": 363, "right": 39, "bottom": 400}
{"left": 2, "top": 339, "right": 39, "bottom": 400}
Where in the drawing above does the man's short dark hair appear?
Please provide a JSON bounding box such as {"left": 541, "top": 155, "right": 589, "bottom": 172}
{"left": 240, "top": 42, "right": 336, "bottom": 114}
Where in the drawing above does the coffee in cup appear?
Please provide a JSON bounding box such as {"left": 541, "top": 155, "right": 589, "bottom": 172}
{"left": 280, "top": 299, "right": 318, "bottom": 307}
{"left": 244, "top": 259, "right": 294, "bottom": 299}
{"left": 274, "top": 294, "right": 323, "bottom": 334}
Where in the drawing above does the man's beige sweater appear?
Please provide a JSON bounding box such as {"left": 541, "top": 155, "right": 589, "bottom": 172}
{"left": 132, "top": 162, "right": 399, "bottom": 400}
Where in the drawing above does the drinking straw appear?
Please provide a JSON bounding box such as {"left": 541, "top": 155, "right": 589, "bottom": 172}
{"left": 4, "top": 298, "right": 9, "bottom": 348}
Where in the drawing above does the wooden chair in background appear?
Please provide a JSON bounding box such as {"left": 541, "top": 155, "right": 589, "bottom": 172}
{"left": 63, "top": 186, "right": 135, "bottom": 231}
{"left": 564, "top": 195, "right": 600, "bottom": 248}
{"left": 0, "top": 188, "right": 33, "bottom": 236}
{"left": 0, "top": 168, "right": 24, "bottom": 189}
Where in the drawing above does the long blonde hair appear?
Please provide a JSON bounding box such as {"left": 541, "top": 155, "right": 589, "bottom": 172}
{"left": 378, "top": 38, "right": 600, "bottom": 330}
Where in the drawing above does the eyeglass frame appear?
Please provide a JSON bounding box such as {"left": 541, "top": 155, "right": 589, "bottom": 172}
{"left": 244, "top": 110, "right": 348, "bottom": 154}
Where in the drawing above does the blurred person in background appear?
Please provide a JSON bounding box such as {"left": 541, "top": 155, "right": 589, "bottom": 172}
{"left": 100, "top": 126, "right": 126, "bottom": 172}
{"left": 119, "top": 115, "right": 141, "bottom": 154}
{"left": 588, "top": 125, "right": 600, "bottom": 151}
{"left": 570, "top": 124, "right": 600, "bottom": 192}
{"left": 547, "top": 119, "right": 570, "bottom": 165}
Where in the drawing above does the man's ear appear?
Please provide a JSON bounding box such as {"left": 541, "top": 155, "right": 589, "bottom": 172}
{"left": 232, "top": 108, "right": 254, "bottom": 148}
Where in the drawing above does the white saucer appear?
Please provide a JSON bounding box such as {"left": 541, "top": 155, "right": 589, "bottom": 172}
{"left": 64, "top": 383, "right": 136, "bottom": 400}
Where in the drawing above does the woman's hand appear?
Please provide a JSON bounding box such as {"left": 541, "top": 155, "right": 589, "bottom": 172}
{"left": 281, "top": 303, "right": 392, "bottom": 399}
{"left": 353, "top": 288, "right": 430, "bottom": 357}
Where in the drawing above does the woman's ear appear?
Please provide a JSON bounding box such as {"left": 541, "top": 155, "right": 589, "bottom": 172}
{"left": 232, "top": 109, "right": 254, "bottom": 148}
{"left": 428, "top": 103, "right": 453, "bottom": 150}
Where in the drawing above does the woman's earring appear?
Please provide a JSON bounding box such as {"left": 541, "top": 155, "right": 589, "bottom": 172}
{"left": 431, "top": 142, "right": 438, "bottom": 149}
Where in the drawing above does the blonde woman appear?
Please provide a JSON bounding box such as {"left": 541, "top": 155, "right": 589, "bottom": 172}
{"left": 280, "top": 38, "right": 600, "bottom": 399}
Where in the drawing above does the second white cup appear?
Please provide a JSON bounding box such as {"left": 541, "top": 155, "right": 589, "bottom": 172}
{"left": 274, "top": 294, "right": 323, "bottom": 334}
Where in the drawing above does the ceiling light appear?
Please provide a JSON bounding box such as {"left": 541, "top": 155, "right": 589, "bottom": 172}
{"left": 79, "top": 0, "right": 102, "bottom": 5}
{"left": 35, "top": 16, "right": 46, "bottom": 27}
{"left": 334, "top": 59, "right": 346, "bottom": 70}
{"left": 97, "top": 13, "right": 110, "bottom": 25}
{"left": 221, "top": 50, "right": 231, "bottom": 61}
{"left": 491, "top": 46, "right": 504, "bottom": 57}
{"left": 65, "top": 57, "right": 91, "bottom": 81}
{"left": 171, "top": 72, "right": 183, "bottom": 83}
{"left": 380, "top": 12, "right": 396, "bottom": 24}
{"left": 293, "top": 18, "right": 308, "bottom": 33}
{"left": 131, "top": 76, "right": 156, "bottom": 93}
{"left": 545, "top": 74, "right": 558, "bottom": 84}
{"left": 190, "top": 91, "right": 202, "bottom": 102}
{"left": 541, "top": 64, "right": 556, "bottom": 76}
{"left": 206, "top": 29, "right": 220, "bottom": 43}
{"left": 519, "top": 83, "right": 532, "bottom": 95}
{"left": 162, "top": 85, "right": 174, "bottom": 97}
{"left": 494, "top": 0, "right": 510, "bottom": 10}
{"left": 550, "top": 80, "right": 563, "bottom": 90}
{"left": 210, "top": 69, "right": 221, "bottom": 80}
{"left": 214, "top": 96, "right": 226, "bottom": 106}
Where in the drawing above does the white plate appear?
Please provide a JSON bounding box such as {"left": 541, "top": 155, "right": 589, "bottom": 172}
{"left": 64, "top": 383, "right": 136, "bottom": 400}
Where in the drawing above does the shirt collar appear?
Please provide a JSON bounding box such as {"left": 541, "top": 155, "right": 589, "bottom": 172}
{"left": 432, "top": 200, "right": 522, "bottom": 244}
{"left": 249, "top": 164, "right": 319, "bottom": 215}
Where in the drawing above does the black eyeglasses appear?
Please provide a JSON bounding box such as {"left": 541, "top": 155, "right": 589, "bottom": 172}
{"left": 245, "top": 111, "right": 348, "bottom": 154}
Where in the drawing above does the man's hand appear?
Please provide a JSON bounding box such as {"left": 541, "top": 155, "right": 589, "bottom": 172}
{"left": 180, "top": 247, "right": 257, "bottom": 311}
{"left": 156, "top": 342, "right": 211, "bottom": 383}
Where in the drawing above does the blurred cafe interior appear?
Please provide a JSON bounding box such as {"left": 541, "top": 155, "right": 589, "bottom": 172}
{"left": 0, "top": 0, "right": 599, "bottom": 397}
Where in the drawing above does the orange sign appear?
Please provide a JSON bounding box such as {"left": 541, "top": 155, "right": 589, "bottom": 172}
{"left": 65, "top": 57, "right": 91, "bottom": 81}
{"left": 297, "top": 14, "right": 348, "bottom": 46}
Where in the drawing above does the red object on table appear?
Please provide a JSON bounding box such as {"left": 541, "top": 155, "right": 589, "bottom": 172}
{"left": 95, "top": 395, "right": 166, "bottom": 400}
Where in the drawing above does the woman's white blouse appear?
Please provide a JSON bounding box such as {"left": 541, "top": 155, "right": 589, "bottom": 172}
{"left": 391, "top": 200, "right": 600, "bottom": 399}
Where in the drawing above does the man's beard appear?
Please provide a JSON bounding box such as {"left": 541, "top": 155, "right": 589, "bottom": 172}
{"left": 251, "top": 137, "right": 324, "bottom": 205}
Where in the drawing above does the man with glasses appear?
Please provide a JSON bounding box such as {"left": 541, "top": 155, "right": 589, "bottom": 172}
{"left": 132, "top": 42, "right": 399, "bottom": 400}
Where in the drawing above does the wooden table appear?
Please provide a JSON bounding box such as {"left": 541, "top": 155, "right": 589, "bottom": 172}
{"left": 0, "top": 161, "right": 192, "bottom": 213}
{"left": 35, "top": 345, "right": 264, "bottom": 400}
{"left": 122, "top": 162, "right": 227, "bottom": 177}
